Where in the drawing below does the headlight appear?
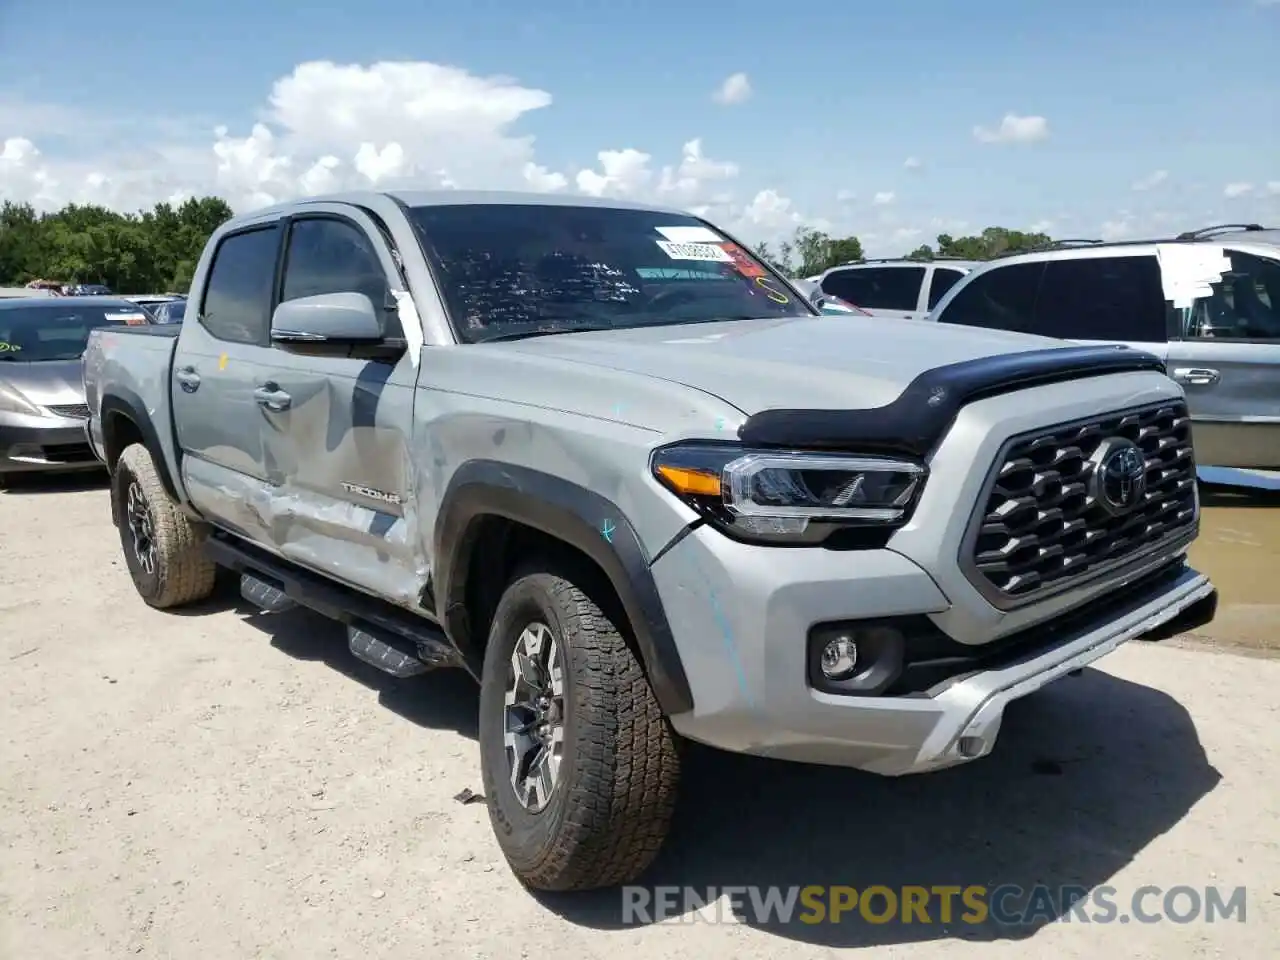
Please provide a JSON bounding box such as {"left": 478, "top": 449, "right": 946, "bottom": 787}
{"left": 650, "top": 441, "right": 926, "bottom": 545}
{"left": 0, "top": 384, "right": 43, "bottom": 417}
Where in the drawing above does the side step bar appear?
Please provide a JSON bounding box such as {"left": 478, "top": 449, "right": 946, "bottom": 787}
{"left": 206, "top": 532, "right": 464, "bottom": 677}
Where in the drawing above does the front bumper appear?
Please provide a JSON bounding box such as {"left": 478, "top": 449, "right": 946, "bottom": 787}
{"left": 0, "top": 416, "right": 103, "bottom": 475}
{"left": 652, "top": 525, "right": 1215, "bottom": 776}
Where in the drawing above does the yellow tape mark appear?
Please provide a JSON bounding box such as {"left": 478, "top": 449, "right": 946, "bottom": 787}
{"left": 218, "top": 353, "right": 228, "bottom": 371}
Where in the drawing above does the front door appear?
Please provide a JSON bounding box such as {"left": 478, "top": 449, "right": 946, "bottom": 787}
{"left": 255, "top": 206, "right": 427, "bottom": 606}
{"left": 171, "top": 220, "right": 281, "bottom": 547}
{"left": 1165, "top": 248, "right": 1280, "bottom": 470}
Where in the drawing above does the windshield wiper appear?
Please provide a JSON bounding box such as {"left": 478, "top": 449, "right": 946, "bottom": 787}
{"left": 475, "top": 324, "right": 615, "bottom": 344}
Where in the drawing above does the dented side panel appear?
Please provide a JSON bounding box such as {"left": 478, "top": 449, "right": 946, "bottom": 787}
{"left": 254, "top": 348, "right": 427, "bottom": 608}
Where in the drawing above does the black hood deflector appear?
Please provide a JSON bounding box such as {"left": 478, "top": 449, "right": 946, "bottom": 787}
{"left": 736, "top": 344, "right": 1166, "bottom": 458}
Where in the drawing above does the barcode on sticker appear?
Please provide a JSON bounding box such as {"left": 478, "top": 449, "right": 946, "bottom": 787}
{"left": 656, "top": 240, "right": 732, "bottom": 263}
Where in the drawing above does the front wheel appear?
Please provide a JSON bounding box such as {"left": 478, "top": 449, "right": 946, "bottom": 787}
{"left": 478, "top": 563, "right": 681, "bottom": 891}
{"left": 112, "top": 443, "right": 217, "bottom": 609}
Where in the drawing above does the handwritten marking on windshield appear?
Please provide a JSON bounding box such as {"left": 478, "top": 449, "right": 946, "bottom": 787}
{"left": 0, "top": 342, "right": 20, "bottom": 353}
{"left": 753, "top": 276, "right": 790, "bottom": 304}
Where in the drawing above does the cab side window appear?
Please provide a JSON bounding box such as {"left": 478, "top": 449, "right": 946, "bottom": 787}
{"left": 199, "top": 225, "right": 281, "bottom": 345}
{"left": 935, "top": 262, "right": 1045, "bottom": 333}
{"left": 1172, "top": 250, "right": 1280, "bottom": 341}
{"left": 280, "top": 217, "right": 401, "bottom": 337}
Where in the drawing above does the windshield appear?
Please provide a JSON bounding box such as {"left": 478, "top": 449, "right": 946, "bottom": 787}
{"left": 406, "top": 203, "right": 815, "bottom": 343}
{"left": 0, "top": 303, "right": 145, "bottom": 361}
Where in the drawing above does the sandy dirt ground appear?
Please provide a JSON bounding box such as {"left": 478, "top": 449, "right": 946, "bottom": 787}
{"left": 1, "top": 474, "right": 1277, "bottom": 959}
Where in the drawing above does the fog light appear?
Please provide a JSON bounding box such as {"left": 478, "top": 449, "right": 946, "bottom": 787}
{"left": 819, "top": 635, "right": 859, "bottom": 680}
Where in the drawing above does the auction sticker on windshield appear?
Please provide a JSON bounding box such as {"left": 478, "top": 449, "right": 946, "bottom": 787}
{"left": 655, "top": 225, "right": 723, "bottom": 244}
{"left": 719, "top": 242, "right": 767, "bottom": 278}
{"left": 656, "top": 240, "right": 733, "bottom": 262}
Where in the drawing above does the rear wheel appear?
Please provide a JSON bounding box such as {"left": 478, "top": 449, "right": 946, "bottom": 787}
{"left": 478, "top": 562, "right": 681, "bottom": 891}
{"left": 112, "top": 443, "right": 216, "bottom": 609}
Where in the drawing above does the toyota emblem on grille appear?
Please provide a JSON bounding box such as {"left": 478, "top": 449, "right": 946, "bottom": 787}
{"left": 1089, "top": 437, "right": 1148, "bottom": 515}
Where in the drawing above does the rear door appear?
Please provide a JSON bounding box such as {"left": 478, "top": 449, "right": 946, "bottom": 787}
{"left": 255, "top": 205, "right": 425, "bottom": 602}
{"left": 819, "top": 265, "right": 928, "bottom": 320}
{"left": 1164, "top": 247, "right": 1280, "bottom": 469}
{"left": 172, "top": 221, "right": 282, "bottom": 546}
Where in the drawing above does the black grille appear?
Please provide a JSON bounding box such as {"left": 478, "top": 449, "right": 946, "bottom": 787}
{"left": 966, "top": 401, "right": 1197, "bottom": 605}
{"left": 47, "top": 403, "right": 89, "bottom": 419}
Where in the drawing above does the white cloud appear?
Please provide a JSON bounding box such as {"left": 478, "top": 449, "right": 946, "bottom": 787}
{"left": 0, "top": 59, "right": 832, "bottom": 255}
{"left": 872, "top": 191, "right": 895, "bottom": 206}
{"left": 1131, "top": 169, "right": 1168, "bottom": 191}
{"left": 1223, "top": 181, "right": 1254, "bottom": 198}
{"left": 973, "top": 113, "right": 1050, "bottom": 144}
{"left": 1028, "top": 219, "right": 1055, "bottom": 233}
{"left": 712, "top": 72, "right": 752, "bottom": 105}
{"left": 1267, "top": 181, "right": 1280, "bottom": 196}
{"left": 835, "top": 188, "right": 856, "bottom": 202}
{"left": 740, "top": 189, "right": 803, "bottom": 231}
{"left": 575, "top": 148, "right": 654, "bottom": 197}
{"left": 1100, "top": 211, "right": 1138, "bottom": 241}
{"left": 903, "top": 156, "right": 922, "bottom": 170}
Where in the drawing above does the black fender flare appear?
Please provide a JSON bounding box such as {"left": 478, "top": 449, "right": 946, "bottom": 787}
{"left": 433, "top": 460, "right": 695, "bottom": 716}
{"left": 99, "top": 388, "right": 181, "bottom": 504}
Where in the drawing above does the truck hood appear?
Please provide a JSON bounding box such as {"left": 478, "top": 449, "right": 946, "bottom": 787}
{"left": 500, "top": 315, "right": 1062, "bottom": 414}
{"left": 0, "top": 359, "right": 86, "bottom": 406}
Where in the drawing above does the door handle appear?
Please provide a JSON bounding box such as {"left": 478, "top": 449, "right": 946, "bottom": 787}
{"left": 253, "top": 383, "right": 292, "bottom": 412}
{"left": 1172, "top": 367, "right": 1220, "bottom": 386}
{"left": 175, "top": 365, "right": 200, "bottom": 392}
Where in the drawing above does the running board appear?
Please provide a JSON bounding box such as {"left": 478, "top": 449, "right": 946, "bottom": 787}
{"left": 206, "top": 531, "right": 464, "bottom": 675}
{"left": 348, "top": 624, "right": 430, "bottom": 678}
{"left": 240, "top": 573, "right": 297, "bottom": 613}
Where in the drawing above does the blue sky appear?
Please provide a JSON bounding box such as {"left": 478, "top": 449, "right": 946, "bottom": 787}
{"left": 1, "top": 0, "right": 1278, "bottom": 254}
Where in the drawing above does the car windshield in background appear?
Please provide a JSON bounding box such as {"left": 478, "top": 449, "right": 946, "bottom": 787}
{"left": 0, "top": 303, "right": 145, "bottom": 361}
{"left": 155, "top": 300, "right": 186, "bottom": 324}
{"left": 405, "top": 203, "right": 814, "bottom": 343}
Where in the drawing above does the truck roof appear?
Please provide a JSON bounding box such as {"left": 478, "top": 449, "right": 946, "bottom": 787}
{"left": 225, "top": 189, "right": 692, "bottom": 226}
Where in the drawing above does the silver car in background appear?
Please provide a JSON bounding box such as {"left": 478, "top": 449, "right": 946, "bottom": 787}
{"left": 0, "top": 296, "right": 150, "bottom": 486}
{"left": 927, "top": 225, "right": 1280, "bottom": 470}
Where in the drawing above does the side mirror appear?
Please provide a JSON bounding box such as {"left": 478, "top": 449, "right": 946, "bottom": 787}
{"left": 270, "top": 292, "right": 384, "bottom": 345}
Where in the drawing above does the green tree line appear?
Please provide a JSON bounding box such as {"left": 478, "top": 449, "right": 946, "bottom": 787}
{"left": 2, "top": 196, "right": 1057, "bottom": 292}
{"left": 756, "top": 225, "right": 1055, "bottom": 276}
{"left": 0, "top": 197, "right": 234, "bottom": 294}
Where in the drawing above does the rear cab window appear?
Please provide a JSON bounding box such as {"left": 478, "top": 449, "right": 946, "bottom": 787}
{"left": 405, "top": 203, "right": 814, "bottom": 343}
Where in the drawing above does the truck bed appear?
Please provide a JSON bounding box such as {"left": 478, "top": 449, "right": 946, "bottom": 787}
{"left": 83, "top": 322, "right": 183, "bottom": 495}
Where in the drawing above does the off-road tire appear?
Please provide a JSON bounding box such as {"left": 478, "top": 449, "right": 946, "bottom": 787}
{"left": 112, "top": 443, "right": 217, "bottom": 609}
{"left": 478, "top": 562, "right": 681, "bottom": 891}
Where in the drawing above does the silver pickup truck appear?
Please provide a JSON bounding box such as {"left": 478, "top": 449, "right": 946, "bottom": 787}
{"left": 83, "top": 190, "right": 1218, "bottom": 892}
